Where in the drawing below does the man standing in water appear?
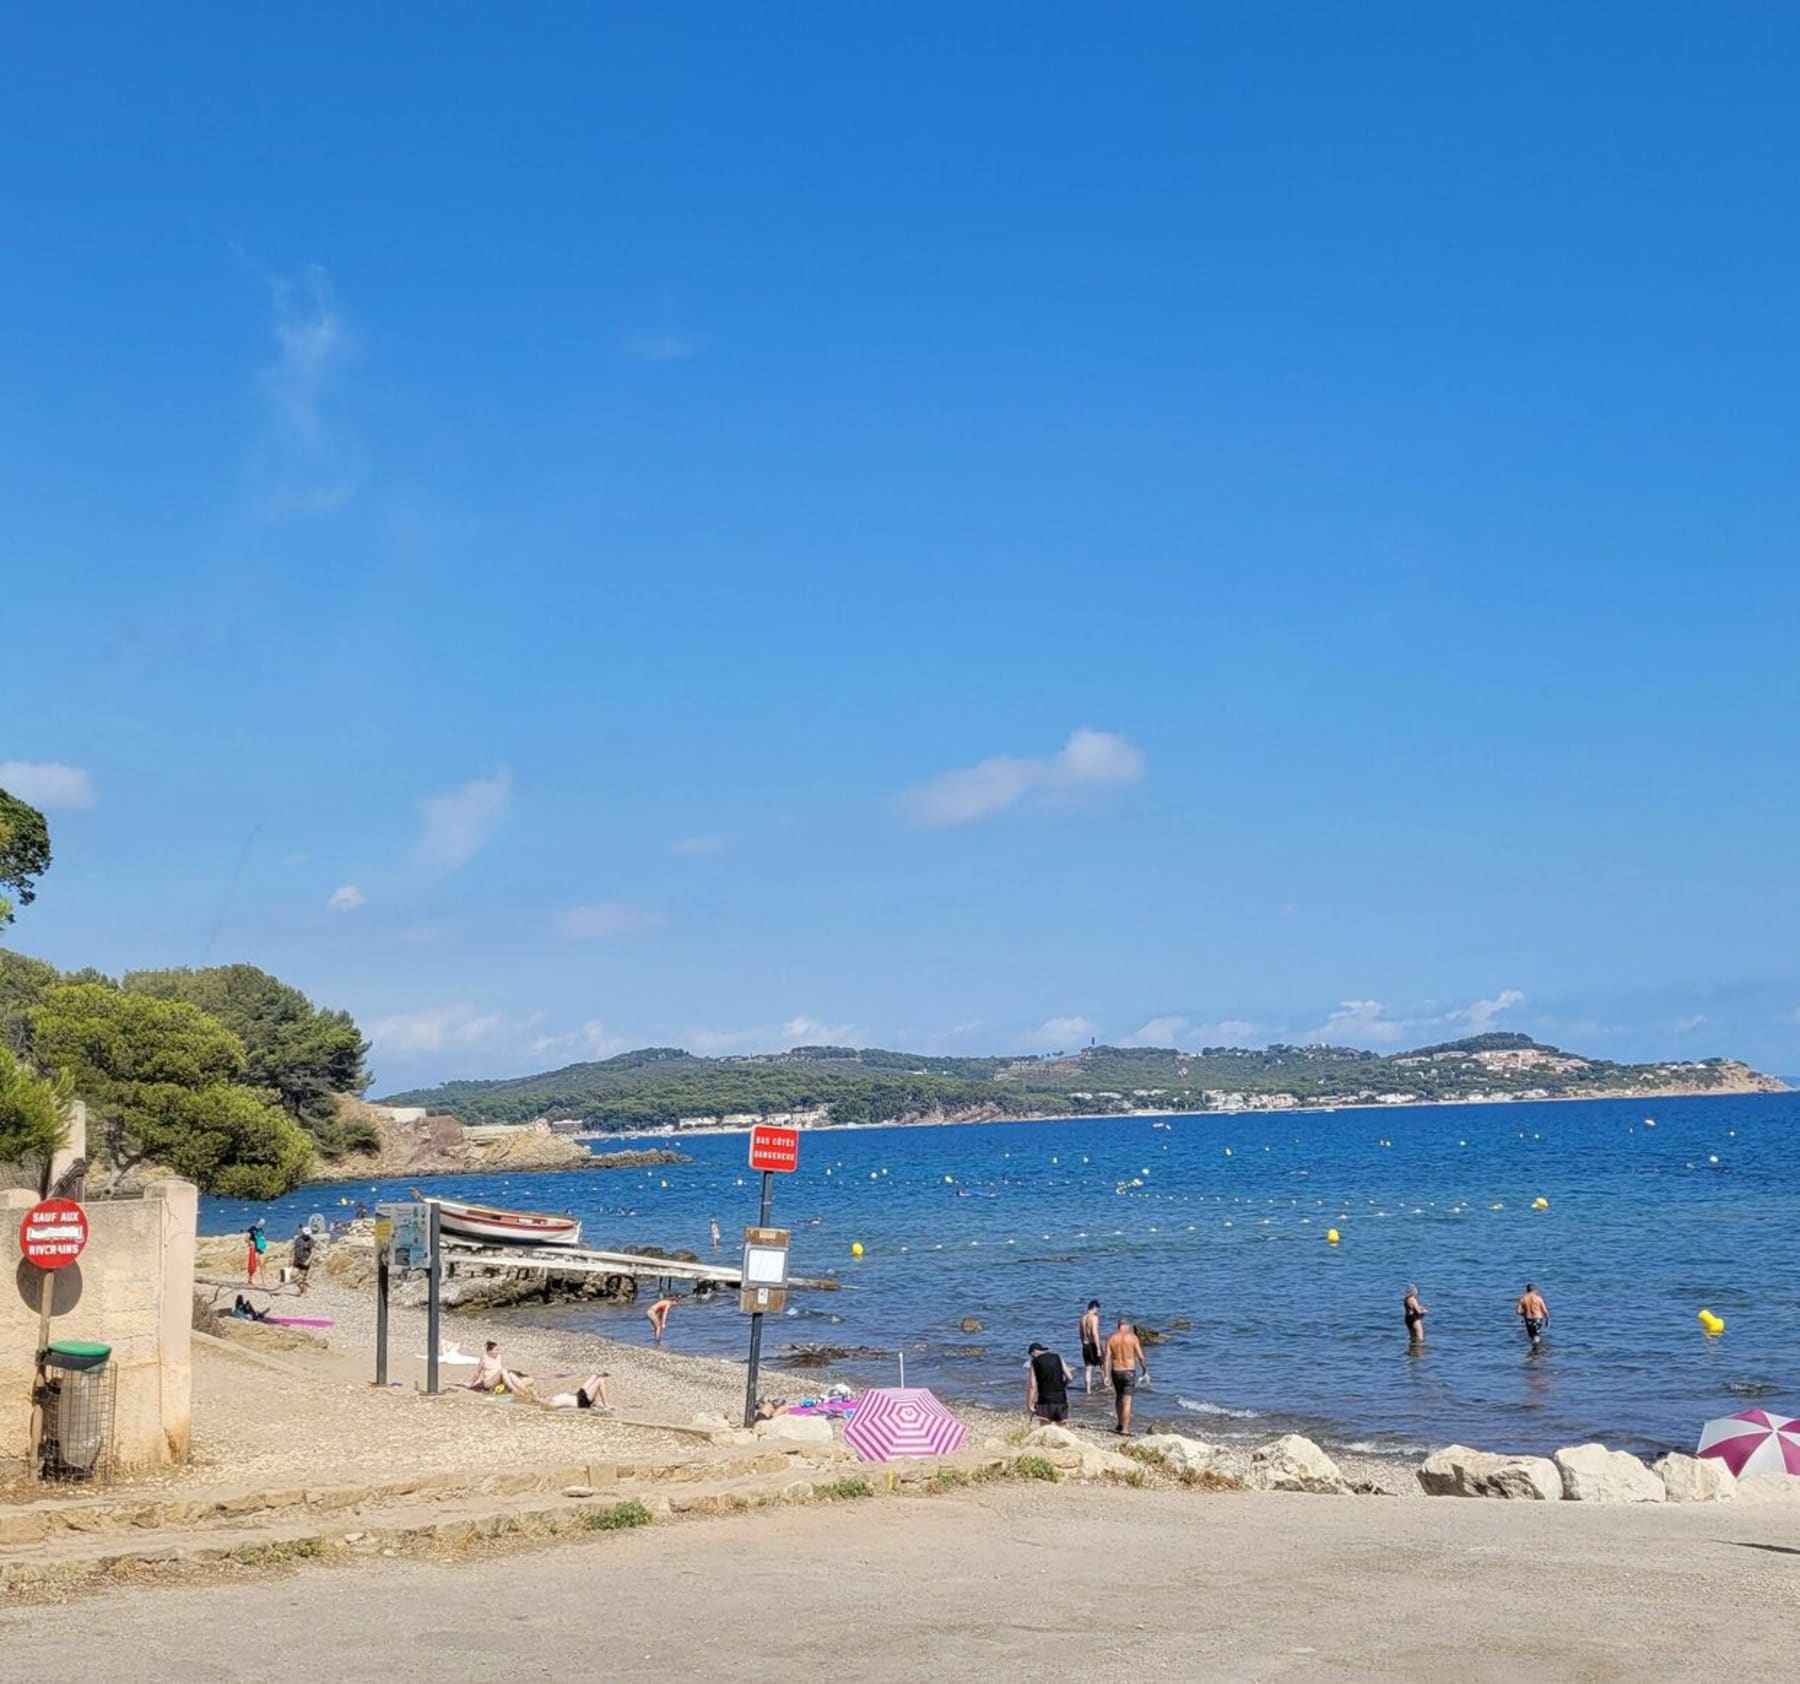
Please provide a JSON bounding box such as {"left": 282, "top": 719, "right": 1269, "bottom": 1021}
{"left": 1517, "top": 1282, "right": 1551, "bottom": 1347}
{"left": 1105, "top": 1314, "right": 1147, "bottom": 1436}
{"left": 1079, "top": 1299, "right": 1105, "bottom": 1394}
{"left": 1025, "top": 1342, "right": 1073, "bottom": 1424}
{"left": 646, "top": 1295, "right": 675, "bottom": 1346}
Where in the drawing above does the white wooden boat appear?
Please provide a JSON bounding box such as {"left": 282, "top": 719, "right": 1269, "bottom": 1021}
{"left": 417, "top": 1191, "right": 583, "bottom": 1247}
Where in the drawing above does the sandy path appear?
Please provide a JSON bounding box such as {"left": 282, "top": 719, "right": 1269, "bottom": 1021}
{"left": 5, "top": 1482, "right": 1794, "bottom": 1681}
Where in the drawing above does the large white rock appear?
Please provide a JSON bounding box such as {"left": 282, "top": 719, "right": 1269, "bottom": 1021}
{"left": 1246, "top": 1434, "right": 1348, "bottom": 1495}
{"left": 754, "top": 1413, "right": 834, "bottom": 1445}
{"left": 1133, "top": 1433, "right": 1217, "bottom": 1475}
{"left": 1654, "top": 1453, "right": 1736, "bottom": 1503}
{"left": 1418, "top": 1446, "right": 1561, "bottom": 1500}
{"left": 1730, "top": 1473, "right": 1800, "bottom": 1506}
{"left": 1021, "top": 1424, "right": 1085, "bottom": 1452}
{"left": 1553, "top": 1444, "right": 1665, "bottom": 1503}
{"left": 1074, "top": 1447, "right": 1141, "bottom": 1481}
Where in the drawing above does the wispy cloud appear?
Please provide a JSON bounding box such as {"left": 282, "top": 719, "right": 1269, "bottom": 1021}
{"left": 898, "top": 729, "right": 1146, "bottom": 829}
{"left": 686, "top": 1016, "right": 859, "bottom": 1057}
{"left": 256, "top": 263, "right": 360, "bottom": 514}
{"left": 1128, "top": 1015, "right": 1261, "bottom": 1050}
{"left": 327, "top": 883, "right": 366, "bottom": 912}
{"left": 1017, "top": 1015, "right": 1100, "bottom": 1053}
{"left": 619, "top": 331, "right": 704, "bottom": 363}
{"left": 1301, "top": 990, "right": 1527, "bottom": 1048}
{"left": 0, "top": 761, "right": 96, "bottom": 812}
{"left": 670, "top": 833, "right": 727, "bottom": 858}
{"left": 530, "top": 1020, "right": 630, "bottom": 1061}
{"left": 556, "top": 901, "right": 666, "bottom": 940}
{"left": 1674, "top": 1013, "right": 1709, "bottom": 1033}
{"left": 368, "top": 1002, "right": 505, "bottom": 1055}
{"left": 414, "top": 768, "right": 513, "bottom": 876}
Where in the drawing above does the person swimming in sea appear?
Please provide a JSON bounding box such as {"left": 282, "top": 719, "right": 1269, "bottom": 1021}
{"left": 1404, "top": 1283, "right": 1428, "bottom": 1345}
{"left": 1079, "top": 1299, "right": 1105, "bottom": 1394}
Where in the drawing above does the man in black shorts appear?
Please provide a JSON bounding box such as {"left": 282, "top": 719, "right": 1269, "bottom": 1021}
{"left": 1105, "top": 1315, "right": 1147, "bottom": 1435}
{"left": 1026, "top": 1342, "right": 1073, "bottom": 1424}
{"left": 1079, "top": 1299, "right": 1105, "bottom": 1393}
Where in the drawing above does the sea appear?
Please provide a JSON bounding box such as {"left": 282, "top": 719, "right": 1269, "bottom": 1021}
{"left": 201, "top": 1092, "right": 1799, "bottom": 1460}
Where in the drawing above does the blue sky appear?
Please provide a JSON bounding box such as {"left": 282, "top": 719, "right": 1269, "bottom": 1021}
{"left": 6, "top": 5, "right": 1800, "bottom": 1088}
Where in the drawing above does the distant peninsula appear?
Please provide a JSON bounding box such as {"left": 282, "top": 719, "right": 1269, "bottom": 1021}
{"left": 379, "top": 1033, "right": 1787, "bottom": 1133}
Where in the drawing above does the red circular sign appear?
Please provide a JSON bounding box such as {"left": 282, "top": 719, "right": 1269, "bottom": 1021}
{"left": 20, "top": 1198, "right": 88, "bottom": 1269}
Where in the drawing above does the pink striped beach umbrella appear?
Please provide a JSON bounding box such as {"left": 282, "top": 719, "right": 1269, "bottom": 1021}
{"left": 1696, "top": 1409, "right": 1800, "bottom": 1478}
{"left": 843, "top": 1387, "right": 966, "bottom": 1463}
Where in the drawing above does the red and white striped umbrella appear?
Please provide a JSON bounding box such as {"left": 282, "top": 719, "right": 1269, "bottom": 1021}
{"left": 1696, "top": 1408, "right": 1800, "bottom": 1478}
{"left": 843, "top": 1387, "right": 966, "bottom": 1463}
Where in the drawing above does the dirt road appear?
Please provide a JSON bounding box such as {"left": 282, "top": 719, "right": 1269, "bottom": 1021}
{"left": 5, "top": 1483, "right": 1794, "bottom": 1681}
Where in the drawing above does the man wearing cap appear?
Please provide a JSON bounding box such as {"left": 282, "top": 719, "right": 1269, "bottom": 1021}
{"left": 1025, "top": 1341, "right": 1073, "bottom": 1424}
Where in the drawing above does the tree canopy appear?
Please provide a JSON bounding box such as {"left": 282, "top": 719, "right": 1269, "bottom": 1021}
{"left": 0, "top": 789, "right": 51, "bottom": 930}
{"left": 125, "top": 964, "right": 372, "bottom": 1154}
{"left": 0, "top": 1047, "right": 69, "bottom": 1178}
{"left": 30, "top": 981, "right": 316, "bottom": 1198}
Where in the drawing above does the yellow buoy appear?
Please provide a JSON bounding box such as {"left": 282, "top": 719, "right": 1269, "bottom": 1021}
{"left": 851, "top": 1241, "right": 864, "bottom": 1258}
{"left": 1326, "top": 1228, "right": 1340, "bottom": 1244}
{"left": 1698, "top": 1308, "right": 1724, "bottom": 1335}
{"left": 1532, "top": 1196, "right": 1549, "bottom": 1210}
{"left": 944, "top": 1174, "right": 954, "bottom": 1184}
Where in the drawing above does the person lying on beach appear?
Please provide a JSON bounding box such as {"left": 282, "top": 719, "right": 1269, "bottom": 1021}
{"left": 546, "top": 1373, "right": 610, "bottom": 1411}
{"left": 646, "top": 1297, "right": 675, "bottom": 1345}
{"left": 1516, "top": 1284, "right": 1550, "bottom": 1347}
{"left": 1404, "top": 1284, "right": 1428, "bottom": 1345}
{"left": 1079, "top": 1299, "right": 1105, "bottom": 1394}
{"left": 1104, "top": 1316, "right": 1148, "bottom": 1436}
{"left": 467, "top": 1340, "right": 532, "bottom": 1395}
{"left": 1026, "top": 1342, "right": 1073, "bottom": 1424}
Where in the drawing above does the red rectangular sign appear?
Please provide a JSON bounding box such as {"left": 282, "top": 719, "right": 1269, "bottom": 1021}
{"left": 748, "top": 1124, "right": 800, "bottom": 1173}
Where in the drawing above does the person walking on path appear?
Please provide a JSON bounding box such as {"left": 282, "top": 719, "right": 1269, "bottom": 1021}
{"left": 1517, "top": 1283, "right": 1551, "bottom": 1348}
{"left": 291, "top": 1226, "right": 316, "bottom": 1294}
{"left": 1079, "top": 1299, "right": 1105, "bottom": 1394}
{"left": 245, "top": 1219, "right": 267, "bottom": 1285}
{"left": 1404, "top": 1283, "right": 1428, "bottom": 1346}
{"left": 1104, "top": 1314, "right": 1148, "bottom": 1436}
{"left": 1026, "top": 1342, "right": 1073, "bottom": 1424}
{"left": 646, "top": 1295, "right": 675, "bottom": 1346}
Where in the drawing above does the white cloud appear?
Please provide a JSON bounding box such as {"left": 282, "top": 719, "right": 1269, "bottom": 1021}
{"left": 530, "top": 1020, "right": 630, "bottom": 1061}
{"left": 368, "top": 1003, "right": 504, "bottom": 1055}
{"left": 1674, "top": 1013, "right": 1709, "bottom": 1033}
{"left": 897, "top": 729, "right": 1146, "bottom": 829}
{"left": 686, "top": 1016, "right": 860, "bottom": 1057}
{"left": 1463, "top": 989, "right": 1526, "bottom": 1033}
{"left": 415, "top": 768, "right": 513, "bottom": 875}
{"left": 620, "top": 331, "right": 703, "bottom": 363}
{"left": 328, "top": 883, "right": 366, "bottom": 912}
{"left": 0, "top": 761, "right": 96, "bottom": 812}
{"left": 556, "top": 901, "right": 666, "bottom": 940}
{"left": 670, "top": 833, "right": 727, "bottom": 858}
{"left": 1128, "top": 1016, "right": 1261, "bottom": 1050}
{"left": 258, "top": 263, "right": 360, "bottom": 514}
{"left": 1018, "top": 1015, "right": 1100, "bottom": 1053}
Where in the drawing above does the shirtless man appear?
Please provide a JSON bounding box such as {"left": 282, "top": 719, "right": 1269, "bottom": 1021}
{"left": 1079, "top": 1299, "right": 1105, "bottom": 1394}
{"left": 1516, "top": 1282, "right": 1550, "bottom": 1347}
{"left": 646, "top": 1296, "right": 676, "bottom": 1346}
{"left": 1104, "top": 1314, "right": 1148, "bottom": 1436}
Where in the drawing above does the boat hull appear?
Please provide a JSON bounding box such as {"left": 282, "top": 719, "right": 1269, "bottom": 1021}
{"left": 430, "top": 1198, "right": 583, "bottom": 1247}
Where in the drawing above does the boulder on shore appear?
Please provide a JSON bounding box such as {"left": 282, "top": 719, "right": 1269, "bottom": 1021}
{"left": 754, "top": 1414, "right": 834, "bottom": 1446}
{"left": 1553, "top": 1443, "right": 1665, "bottom": 1503}
{"left": 1245, "top": 1434, "right": 1348, "bottom": 1495}
{"left": 1021, "top": 1425, "right": 1084, "bottom": 1452}
{"left": 1418, "top": 1446, "right": 1561, "bottom": 1500}
{"left": 1132, "top": 1433, "right": 1217, "bottom": 1476}
{"left": 1654, "top": 1453, "right": 1736, "bottom": 1503}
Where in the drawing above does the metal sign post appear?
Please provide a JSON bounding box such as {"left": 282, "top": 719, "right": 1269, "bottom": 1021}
{"left": 373, "top": 1201, "right": 434, "bottom": 1390}
{"left": 20, "top": 1199, "right": 87, "bottom": 1470}
{"left": 741, "top": 1125, "right": 801, "bottom": 1426}
{"left": 425, "top": 1201, "right": 442, "bottom": 1396}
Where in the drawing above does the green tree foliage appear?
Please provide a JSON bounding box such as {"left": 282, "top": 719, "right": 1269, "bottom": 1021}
{"left": 0, "top": 789, "right": 52, "bottom": 929}
{"left": 124, "top": 964, "right": 373, "bottom": 1155}
{"left": 0, "top": 948, "right": 60, "bottom": 1057}
{"left": 0, "top": 1047, "right": 69, "bottom": 1175}
{"left": 29, "top": 982, "right": 315, "bottom": 1197}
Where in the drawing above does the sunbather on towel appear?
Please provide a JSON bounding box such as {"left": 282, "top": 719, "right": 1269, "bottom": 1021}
{"left": 546, "top": 1373, "right": 611, "bottom": 1411}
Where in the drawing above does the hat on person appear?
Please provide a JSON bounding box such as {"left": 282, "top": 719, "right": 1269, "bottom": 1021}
{"left": 1027, "top": 1342, "right": 1046, "bottom": 1355}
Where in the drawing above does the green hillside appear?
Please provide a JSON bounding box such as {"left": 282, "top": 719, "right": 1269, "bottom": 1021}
{"left": 380, "top": 1032, "right": 1783, "bottom": 1130}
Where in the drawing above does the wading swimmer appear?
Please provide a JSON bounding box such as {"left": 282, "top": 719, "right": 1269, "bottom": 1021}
{"left": 1105, "top": 1315, "right": 1148, "bottom": 1436}
{"left": 647, "top": 1295, "right": 675, "bottom": 1346}
{"left": 1404, "top": 1283, "right": 1427, "bottom": 1346}
{"left": 1080, "top": 1299, "right": 1105, "bottom": 1393}
{"left": 1517, "top": 1283, "right": 1550, "bottom": 1348}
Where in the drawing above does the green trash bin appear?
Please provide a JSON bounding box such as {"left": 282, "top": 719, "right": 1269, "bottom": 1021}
{"left": 42, "top": 1341, "right": 113, "bottom": 1480}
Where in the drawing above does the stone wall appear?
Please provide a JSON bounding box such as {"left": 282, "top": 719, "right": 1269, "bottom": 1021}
{"left": 1, "top": 1177, "right": 197, "bottom": 1478}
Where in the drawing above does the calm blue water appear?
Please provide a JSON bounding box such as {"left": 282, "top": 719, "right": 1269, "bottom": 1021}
{"left": 203, "top": 1094, "right": 1799, "bottom": 1457}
